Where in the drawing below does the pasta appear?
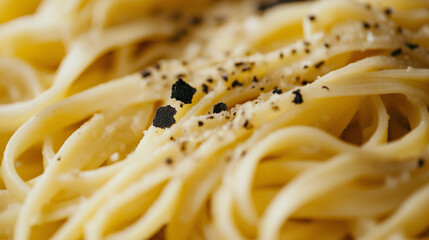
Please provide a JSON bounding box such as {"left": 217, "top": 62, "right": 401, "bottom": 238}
{"left": 1, "top": 0, "right": 429, "bottom": 239}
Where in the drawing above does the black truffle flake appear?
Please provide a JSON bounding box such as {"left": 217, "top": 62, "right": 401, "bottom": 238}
{"left": 391, "top": 48, "right": 402, "bottom": 57}
{"left": 292, "top": 89, "right": 303, "bottom": 104}
{"left": 153, "top": 105, "right": 177, "bottom": 129}
{"left": 171, "top": 78, "right": 197, "bottom": 104}
{"left": 213, "top": 102, "right": 228, "bottom": 114}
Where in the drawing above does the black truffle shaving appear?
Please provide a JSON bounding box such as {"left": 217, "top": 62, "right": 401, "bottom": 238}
{"left": 153, "top": 105, "right": 177, "bottom": 129}
{"left": 213, "top": 102, "right": 228, "bottom": 113}
{"left": 171, "top": 78, "right": 197, "bottom": 104}
{"left": 292, "top": 89, "right": 303, "bottom": 104}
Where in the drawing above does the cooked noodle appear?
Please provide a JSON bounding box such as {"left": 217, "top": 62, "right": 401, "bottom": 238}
{"left": 1, "top": 0, "right": 429, "bottom": 239}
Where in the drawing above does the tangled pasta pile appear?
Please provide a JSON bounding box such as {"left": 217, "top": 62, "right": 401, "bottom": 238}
{"left": 1, "top": 0, "right": 429, "bottom": 239}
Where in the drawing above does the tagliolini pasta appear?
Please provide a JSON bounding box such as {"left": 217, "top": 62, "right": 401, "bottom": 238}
{"left": 1, "top": 0, "right": 429, "bottom": 239}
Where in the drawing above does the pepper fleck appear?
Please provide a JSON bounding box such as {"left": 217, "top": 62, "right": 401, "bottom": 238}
{"left": 362, "top": 21, "right": 370, "bottom": 29}
{"left": 232, "top": 80, "right": 243, "bottom": 88}
{"left": 272, "top": 88, "right": 283, "bottom": 94}
{"left": 324, "top": 42, "right": 330, "bottom": 48}
{"left": 418, "top": 158, "right": 425, "bottom": 168}
{"left": 384, "top": 8, "right": 393, "bottom": 16}
{"left": 315, "top": 61, "right": 325, "bottom": 68}
{"left": 222, "top": 73, "right": 228, "bottom": 81}
{"left": 291, "top": 49, "right": 297, "bottom": 54}
{"left": 242, "top": 66, "right": 251, "bottom": 72}
{"left": 198, "top": 121, "right": 204, "bottom": 126}
{"left": 292, "top": 89, "right": 303, "bottom": 104}
{"left": 305, "top": 48, "right": 311, "bottom": 54}
{"left": 153, "top": 105, "right": 177, "bottom": 129}
{"left": 190, "top": 16, "right": 203, "bottom": 26}
{"left": 397, "top": 27, "right": 403, "bottom": 34}
{"left": 243, "top": 120, "right": 251, "bottom": 129}
{"left": 202, "top": 84, "right": 209, "bottom": 94}
{"left": 165, "top": 158, "right": 173, "bottom": 165}
{"left": 171, "top": 78, "right": 196, "bottom": 104}
{"left": 213, "top": 102, "right": 228, "bottom": 113}
{"left": 405, "top": 42, "right": 419, "bottom": 50}
{"left": 260, "top": 87, "right": 265, "bottom": 91}
{"left": 169, "top": 29, "right": 188, "bottom": 42}
{"left": 308, "top": 15, "right": 316, "bottom": 21}
{"left": 141, "top": 70, "right": 151, "bottom": 78}
{"left": 252, "top": 75, "right": 259, "bottom": 82}
{"left": 279, "top": 52, "right": 284, "bottom": 58}
{"left": 322, "top": 85, "right": 330, "bottom": 90}
{"left": 301, "top": 81, "right": 309, "bottom": 85}
{"left": 391, "top": 48, "right": 402, "bottom": 57}
{"left": 235, "top": 62, "right": 244, "bottom": 67}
